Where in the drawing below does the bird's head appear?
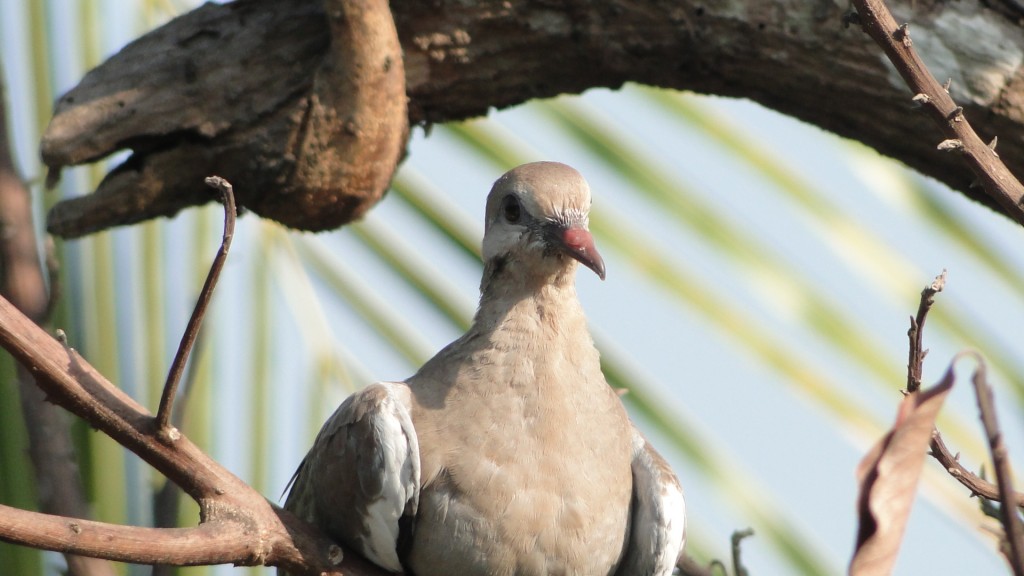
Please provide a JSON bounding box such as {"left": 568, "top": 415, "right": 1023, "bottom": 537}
{"left": 482, "top": 162, "right": 605, "bottom": 281}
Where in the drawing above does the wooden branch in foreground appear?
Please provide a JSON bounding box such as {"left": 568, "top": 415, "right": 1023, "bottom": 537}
{"left": 0, "top": 294, "right": 386, "bottom": 575}
{"left": 902, "top": 273, "right": 1024, "bottom": 574}
{"left": 851, "top": 0, "right": 1024, "bottom": 226}
{"left": 971, "top": 360, "right": 1024, "bottom": 575}
{"left": 0, "top": 506, "right": 252, "bottom": 566}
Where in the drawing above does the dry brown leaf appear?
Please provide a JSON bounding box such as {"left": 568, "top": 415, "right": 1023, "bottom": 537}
{"left": 849, "top": 362, "right": 956, "bottom": 576}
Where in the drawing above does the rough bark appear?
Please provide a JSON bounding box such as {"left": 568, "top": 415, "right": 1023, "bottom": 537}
{"left": 45, "top": 0, "right": 408, "bottom": 237}
{"left": 40, "top": 0, "right": 1024, "bottom": 237}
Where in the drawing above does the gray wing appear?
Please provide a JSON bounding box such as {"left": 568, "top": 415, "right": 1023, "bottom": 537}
{"left": 283, "top": 382, "right": 420, "bottom": 573}
{"left": 616, "top": 426, "right": 686, "bottom": 576}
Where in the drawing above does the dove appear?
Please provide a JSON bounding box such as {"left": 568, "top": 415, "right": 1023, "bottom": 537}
{"left": 283, "top": 161, "right": 685, "bottom": 575}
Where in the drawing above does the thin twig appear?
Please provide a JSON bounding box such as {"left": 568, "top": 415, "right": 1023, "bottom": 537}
{"left": 971, "top": 358, "right": 1024, "bottom": 575}
{"left": 155, "top": 176, "right": 236, "bottom": 436}
{"left": 906, "top": 270, "right": 945, "bottom": 392}
{"left": 153, "top": 330, "right": 207, "bottom": 576}
{"left": 902, "top": 273, "right": 1024, "bottom": 572}
{"left": 906, "top": 274, "right": 1024, "bottom": 509}
{"left": 929, "top": 430, "right": 1024, "bottom": 509}
{"left": 850, "top": 0, "right": 1024, "bottom": 227}
{"left": 676, "top": 553, "right": 720, "bottom": 576}
{"left": 730, "top": 528, "right": 754, "bottom": 576}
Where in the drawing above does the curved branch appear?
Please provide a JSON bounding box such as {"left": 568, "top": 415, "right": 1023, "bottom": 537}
{"left": 0, "top": 292, "right": 389, "bottom": 575}
{"left": 39, "top": 0, "right": 1024, "bottom": 237}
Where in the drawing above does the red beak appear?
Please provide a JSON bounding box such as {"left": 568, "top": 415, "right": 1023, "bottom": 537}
{"left": 558, "top": 226, "right": 606, "bottom": 280}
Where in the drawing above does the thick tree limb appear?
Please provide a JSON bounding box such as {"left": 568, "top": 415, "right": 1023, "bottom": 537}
{"left": 41, "top": 0, "right": 1024, "bottom": 237}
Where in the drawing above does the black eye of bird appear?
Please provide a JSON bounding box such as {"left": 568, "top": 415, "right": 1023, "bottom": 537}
{"left": 502, "top": 195, "right": 521, "bottom": 223}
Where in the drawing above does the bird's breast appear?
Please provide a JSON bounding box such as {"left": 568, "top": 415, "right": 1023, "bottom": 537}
{"left": 407, "top": 331, "right": 634, "bottom": 575}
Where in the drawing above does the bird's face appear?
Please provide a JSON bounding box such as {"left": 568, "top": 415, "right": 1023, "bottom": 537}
{"left": 483, "top": 162, "right": 606, "bottom": 280}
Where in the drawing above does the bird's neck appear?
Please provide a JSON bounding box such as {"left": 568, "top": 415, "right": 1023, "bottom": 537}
{"left": 473, "top": 258, "right": 587, "bottom": 339}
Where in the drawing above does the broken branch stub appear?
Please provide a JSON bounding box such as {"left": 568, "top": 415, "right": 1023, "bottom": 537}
{"left": 42, "top": 0, "right": 408, "bottom": 238}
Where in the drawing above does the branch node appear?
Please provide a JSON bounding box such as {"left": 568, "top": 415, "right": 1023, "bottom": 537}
{"left": 911, "top": 93, "right": 930, "bottom": 106}
{"left": 937, "top": 139, "right": 964, "bottom": 152}
{"left": 54, "top": 328, "right": 75, "bottom": 353}
{"left": 895, "top": 23, "right": 912, "bottom": 47}
{"left": 948, "top": 106, "right": 964, "bottom": 123}
{"left": 943, "top": 78, "right": 952, "bottom": 93}
{"left": 157, "top": 426, "right": 182, "bottom": 445}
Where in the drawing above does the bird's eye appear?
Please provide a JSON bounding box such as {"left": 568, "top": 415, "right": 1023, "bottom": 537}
{"left": 502, "top": 195, "right": 521, "bottom": 223}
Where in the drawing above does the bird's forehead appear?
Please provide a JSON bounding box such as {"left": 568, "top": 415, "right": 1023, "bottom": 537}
{"left": 488, "top": 162, "right": 592, "bottom": 221}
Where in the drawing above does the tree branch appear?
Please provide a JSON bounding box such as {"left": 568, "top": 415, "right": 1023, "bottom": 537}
{"left": 39, "top": 0, "right": 1024, "bottom": 237}
{"left": 0, "top": 292, "right": 390, "bottom": 575}
{"left": 929, "top": 431, "right": 1024, "bottom": 510}
{"left": 155, "top": 176, "right": 235, "bottom": 435}
{"left": 0, "top": 505, "right": 254, "bottom": 566}
{"left": 850, "top": 0, "right": 1024, "bottom": 226}
{"left": 906, "top": 270, "right": 945, "bottom": 393}
{"left": 970, "top": 358, "right": 1024, "bottom": 575}
{"left": 904, "top": 281, "right": 1024, "bottom": 511}
{"left": 902, "top": 273, "right": 1024, "bottom": 572}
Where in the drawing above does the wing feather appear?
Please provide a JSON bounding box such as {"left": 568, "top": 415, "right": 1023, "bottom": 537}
{"left": 616, "top": 427, "right": 686, "bottom": 576}
{"left": 283, "top": 382, "right": 420, "bottom": 573}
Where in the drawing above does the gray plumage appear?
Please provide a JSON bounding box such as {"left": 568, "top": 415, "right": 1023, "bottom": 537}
{"left": 283, "top": 162, "right": 685, "bottom": 575}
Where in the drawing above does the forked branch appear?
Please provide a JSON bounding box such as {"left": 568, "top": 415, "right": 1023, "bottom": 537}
{"left": 904, "top": 272, "right": 1024, "bottom": 575}
{"left": 0, "top": 178, "right": 388, "bottom": 576}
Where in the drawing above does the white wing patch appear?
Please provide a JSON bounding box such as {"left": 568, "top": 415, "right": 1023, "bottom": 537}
{"left": 619, "top": 427, "right": 686, "bottom": 576}
{"left": 357, "top": 383, "right": 420, "bottom": 572}
{"left": 650, "top": 474, "right": 686, "bottom": 573}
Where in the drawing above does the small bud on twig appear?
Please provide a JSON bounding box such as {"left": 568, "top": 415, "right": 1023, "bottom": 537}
{"left": 937, "top": 139, "right": 964, "bottom": 152}
{"left": 895, "top": 23, "right": 912, "bottom": 47}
